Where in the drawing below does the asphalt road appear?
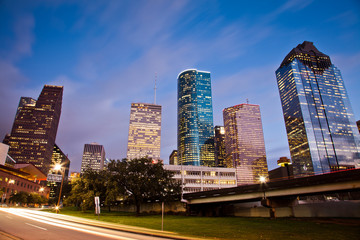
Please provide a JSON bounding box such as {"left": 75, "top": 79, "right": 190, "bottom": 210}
{"left": 0, "top": 208, "right": 176, "bottom": 240}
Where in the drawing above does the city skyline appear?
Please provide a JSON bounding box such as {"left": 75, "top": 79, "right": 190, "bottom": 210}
{"left": 1, "top": 1, "right": 360, "bottom": 173}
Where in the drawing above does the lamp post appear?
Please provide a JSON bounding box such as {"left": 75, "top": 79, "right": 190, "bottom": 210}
{"left": 54, "top": 164, "right": 65, "bottom": 214}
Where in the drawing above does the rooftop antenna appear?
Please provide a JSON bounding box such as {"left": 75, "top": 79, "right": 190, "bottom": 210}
{"left": 246, "top": 98, "right": 249, "bottom": 104}
{"left": 154, "top": 72, "right": 157, "bottom": 104}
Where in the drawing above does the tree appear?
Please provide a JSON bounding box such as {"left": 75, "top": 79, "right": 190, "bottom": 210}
{"left": 65, "top": 169, "right": 107, "bottom": 211}
{"left": 9, "top": 191, "right": 28, "bottom": 206}
{"left": 107, "top": 158, "right": 181, "bottom": 215}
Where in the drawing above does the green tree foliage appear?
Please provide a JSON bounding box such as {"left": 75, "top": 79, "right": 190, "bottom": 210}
{"left": 66, "top": 158, "right": 181, "bottom": 215}
{"left": 107, "top": 158, "right": 181, "bottom": 215}
{"left": 65, "top": 169, "right": 108, "bottom": 211}
{"left": 9, "top": 191, "right": 28, "bottom": 205}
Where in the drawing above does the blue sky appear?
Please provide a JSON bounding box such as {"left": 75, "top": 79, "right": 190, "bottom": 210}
{"left": 1, "top": 0, "right": 360, "bottom": 173}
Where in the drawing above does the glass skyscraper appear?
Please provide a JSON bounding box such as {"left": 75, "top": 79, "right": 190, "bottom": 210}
{"left": 276, "top": 41, "right": 360, "bottom": 177}
{"left": 6, "top": 85, "right": 63, "bottom": 174}
{"left": 126, "top": 103, "right": 162, "bottom": 161}
{"left": 177, "top": 69, "right": 215, "bottom": 166}
{"left": 223, "top": 104, "right": 268, "bottom": 184}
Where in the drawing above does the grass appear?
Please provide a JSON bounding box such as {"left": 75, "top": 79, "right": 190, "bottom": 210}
{"left": 45, "top": 207, "right": 360, "bottom": 240}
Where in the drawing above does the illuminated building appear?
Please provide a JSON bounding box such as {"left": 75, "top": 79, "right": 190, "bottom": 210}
{"left": 276, "top": 41, "right": 360, "bottom": 177}
{"left": 169, "top": 150, "right": 178, "bottom": 165}
{"left": 80, "top": 143, "right": 105, "bottom": 173}
{"left": 214, "top": 126, "right": 228, "bottom": 167}
{"left": 0, "top": 163, "right": 49, "bottom": 205}
{"left": 126, "top": 103, "right": 162, "bottom": 160}
{"left": 223, "top": 104, "right": 268, "bottom": 185}
{"left": 6, "top": 85, "right": 63, "bottom": 174}
{"left": 177, "top": 69, "right": 215, "bottom": 167}
{"left": 164, "top": 165, "right": 237, "bottom": 193}
{"left": 268, "top": 157, "right": 294, "bottom": 181}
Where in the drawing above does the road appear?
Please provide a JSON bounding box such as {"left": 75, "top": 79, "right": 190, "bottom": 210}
{"left": 0, "top": 208, "right": 177, "bottom": 240}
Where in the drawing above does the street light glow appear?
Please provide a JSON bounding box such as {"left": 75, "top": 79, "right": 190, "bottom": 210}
{"left": 54, "top": 164, "right": 62, "bottom": 171}
{"left": 259, "top": 176, "right": 266, "bottom": 183}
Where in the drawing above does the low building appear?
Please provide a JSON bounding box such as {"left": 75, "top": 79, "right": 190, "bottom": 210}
{"left": 0, "top": 163, "right": 49, "bottom": 205}
{"left": 164, "top": 165, "right": 237, "bottom": 193}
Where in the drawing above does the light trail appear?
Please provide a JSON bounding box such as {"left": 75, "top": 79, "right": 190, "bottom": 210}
{"left": 0, "top": 208, "right": 137, "bottom": 240}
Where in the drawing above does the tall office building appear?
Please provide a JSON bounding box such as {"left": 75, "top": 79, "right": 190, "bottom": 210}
{"left": 177, "top": 69, "right": 215, "bottom": 166}
{"left": 276, "top": 41, "right": 360, "bottom": 177}
{"left": 214, "top": 126, "right": 228, "bottom": 167}
{"left": 126, "top": 103, "right": 162, "bottom": 160}
{"left": 6, "top": 85, "right": 63, "bottom": 174}
{"left": 81, "top": 143, "right": 105, "bottom": 173}
{"left": 223, "top": 104, "right": 268, "bottom": 185}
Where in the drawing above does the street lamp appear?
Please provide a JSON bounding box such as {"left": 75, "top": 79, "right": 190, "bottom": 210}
{"left": 54, "top": 164, "right": 65, "bottom": 214}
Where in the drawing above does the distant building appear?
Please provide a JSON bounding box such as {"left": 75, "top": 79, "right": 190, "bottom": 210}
{"left": 126, "top": 103, "right": 162, "bottom": 161}
{"left": 177, "top": 69, "right": 215, "bottom": 166}
{"left": 50, "top": 144, "right": 70, "bottom": 179}
{"left": 268, "top": 157, "right": 294, "bottom": 181}
{"left": 164, "top": 165, "right": 237, "bottom": 194}
{"left": 169, "top": 150, "right": 178, "bottom": 165}
{"left": 5, "top": 85, "right": 63, "bottom": 174}
{"left": 276, "top": 41, "right": 360, "bottom": 177}
{"left": 80, "top": 143, "right": 105, "bottom": 173}
{"left": 69, "top": 172, "right": 80, "bottom": 182}
{"left": 223, "top": 104, "right": 268, "bottom": 185}
{"left": 214, "top": 126, "right": 228, "bottom": 167}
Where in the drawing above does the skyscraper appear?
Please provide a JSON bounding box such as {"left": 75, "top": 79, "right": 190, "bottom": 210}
{"left": 214, "top": 126, "right": 228, "bottom": 167}
{"left": 177, "top": 69, "right": 215, "bottom": 166}
{"left": 6, "top": 85, "right": 63, "bottom": 174}
{"left": 80, "top": 143, "right": 105, "bottom": 173}
{"left": 276, "top": 41, "right": 360, "bottom": 177}
{"left": 126, "top": 103, "right": 162, "bottom": 160}
{"left": 223, "top": 104, "right": 268, "bottom": 184}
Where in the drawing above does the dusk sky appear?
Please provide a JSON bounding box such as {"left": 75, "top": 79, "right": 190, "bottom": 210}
{"left": 1, "top": 0, "right": 360, "bottom": 173}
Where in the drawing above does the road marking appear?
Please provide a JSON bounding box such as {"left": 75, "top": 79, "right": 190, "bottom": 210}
{"left": 25, "top": 223, "right": 47, "bottom": 231}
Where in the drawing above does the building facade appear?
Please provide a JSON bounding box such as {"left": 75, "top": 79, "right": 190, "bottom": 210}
{"left": 164, "top": 165, "right": 237, "bottom": 194}
{"left": 177, "top": 69, "right": 215, "bottom": 167}
{"left": 169, "top": 150, "right": 178, "bottom": 165}
{"left": 276, "top": 41, "right": 360, "bottom": 177}
{"left": 223, "top": 104, "right": 268, "bottom": 185}
{"left": 5, "top": 85, "right": 63, "bottom": 174}
{"left": 214, "top": 126, "right": 228, "bottom": 167}
{"left": 126, "top": 103, "right": 162, "bottom": 161}
{"left": 80, "top": 143, "right": 105, "bottom": 173}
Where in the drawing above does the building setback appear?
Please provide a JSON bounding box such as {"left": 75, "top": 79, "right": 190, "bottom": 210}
{"left": 80, "top": 143, "right": 105, "bottom": 173}
{"left": 126, "top": 103, "right": 162, "bottom": 160}
{"left": 169, "top": 150, "right": 178, "bottom": 165}
{"left": 214, "top": 126, "right": 228, "bottom": 167}
{"left": 276, "top": 41, "right": 360, "bottom": 177}
{"left": 177, "top": 69, "right": 215, "bottom": 167}
{"left": 223, "top": 104, "right": 268, "bottom": 185}
{"left": 5, "top": 85, "right": 63, "bottom": 174}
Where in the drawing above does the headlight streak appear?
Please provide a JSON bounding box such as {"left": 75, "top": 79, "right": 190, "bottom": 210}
{"left": 0, "top": 208, "right": 136, "bottom": 240}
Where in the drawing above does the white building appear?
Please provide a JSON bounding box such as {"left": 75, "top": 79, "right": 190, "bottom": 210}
{"left": 164, "top": 165, "right": 237, "bottom": 194}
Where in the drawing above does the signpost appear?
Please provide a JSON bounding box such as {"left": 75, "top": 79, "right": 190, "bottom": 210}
{"left": 47, "top": 173, "right": 62, "bottom": 182}
{"left": 94, "top": 196, "right": 100, "bottom": 219}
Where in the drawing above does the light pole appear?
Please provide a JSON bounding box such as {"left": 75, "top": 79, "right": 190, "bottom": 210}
{"left": 54, "top": 164, "right": 65, "bottom": 214}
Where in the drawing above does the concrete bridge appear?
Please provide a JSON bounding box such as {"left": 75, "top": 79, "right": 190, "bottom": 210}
{"left": 183, "top": 168, "right": 360, "bottom": 217}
